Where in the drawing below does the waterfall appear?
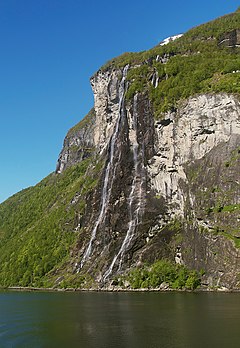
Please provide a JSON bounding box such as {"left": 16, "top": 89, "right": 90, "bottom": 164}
{"left": 103, "top": 94, "right": 145, "bottom": 281}
{"left": 79, "top": 65, "right": 129, "bottom": 269}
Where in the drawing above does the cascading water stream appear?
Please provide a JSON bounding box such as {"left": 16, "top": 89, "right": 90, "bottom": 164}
{"left": 79, "top": 65, "right": 129, "bottom": 269}
{"left": 103, "top": 94, "right": 145, "bottom": 281}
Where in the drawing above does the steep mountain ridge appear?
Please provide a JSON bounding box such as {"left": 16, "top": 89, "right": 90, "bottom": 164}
{"left": 0, "top": 9, "right": 239, "bottom": 290}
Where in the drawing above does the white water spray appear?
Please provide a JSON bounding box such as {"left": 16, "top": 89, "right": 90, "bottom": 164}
{"left": 103, "top": 94, "right": 145, "bottom": 281}
{"left": 79, "top": 65, "right": 129, "bottom": 269}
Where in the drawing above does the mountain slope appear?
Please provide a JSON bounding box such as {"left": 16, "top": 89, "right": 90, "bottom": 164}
{"left": 0, "top": 9, "right": 239, "bottom": 290}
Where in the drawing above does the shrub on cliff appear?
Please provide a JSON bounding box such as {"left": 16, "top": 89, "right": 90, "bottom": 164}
{"left": 121, "top": 259, "right": 201, "bottom": 290}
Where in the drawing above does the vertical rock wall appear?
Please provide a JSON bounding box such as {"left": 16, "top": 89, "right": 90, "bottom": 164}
{"left": 57, "top": 65, "right": 240, "bottom": 288}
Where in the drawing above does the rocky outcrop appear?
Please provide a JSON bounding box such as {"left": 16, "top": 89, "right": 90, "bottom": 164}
{"left": 148, "top": 94, "right": 240, "bottom": 217}
{"left": 90, "top": 68, "right": 123, "bottom": 152}
{"left": 74, "top": 66, "right": 156, "bottom": 282}
{"left": 56, "top": 64, "right": 240, "bottom": 289}
{"left": 147, "top": 93, "right": 240, "bottom": 288}
{"left": 218, "top": 29, "right": 240, "bottom": 47}
{"left": 56, "top": 108, "right": 96, "bottom": 173}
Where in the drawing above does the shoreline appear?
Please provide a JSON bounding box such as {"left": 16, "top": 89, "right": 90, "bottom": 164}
{"left": 1, "top": 286, "right": 240, "bottom": 293}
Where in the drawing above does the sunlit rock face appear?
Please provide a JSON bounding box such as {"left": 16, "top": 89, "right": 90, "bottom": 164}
{"left": 149, "top": 94, "right": 240, "bottom": 217}
{"left": 147, "top": 94, "right": 240, "bottom": 289}
{"left": 57, "top": 64, "right": 240, "bottom": 289}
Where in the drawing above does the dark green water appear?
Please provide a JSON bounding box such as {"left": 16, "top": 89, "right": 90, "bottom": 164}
{"left": 0, "top": 291, "right": 239, "bottom": 348}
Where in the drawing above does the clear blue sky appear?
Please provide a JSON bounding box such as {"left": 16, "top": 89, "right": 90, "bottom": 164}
{"left": 0, "top": 0, "right": 239, "bottom": 203}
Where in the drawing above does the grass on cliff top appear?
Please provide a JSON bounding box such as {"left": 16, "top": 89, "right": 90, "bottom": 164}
{"left": 102, "top": 9, "right": 240, "bottom": 70}
{"left": 67, "top": 108, "right": 95, "bottom": 137}
{"left": 0, "top": 157, "right": 100, "bottom": 288}
{"left": 99, "top": 9, "right": 240, "bottom": 117}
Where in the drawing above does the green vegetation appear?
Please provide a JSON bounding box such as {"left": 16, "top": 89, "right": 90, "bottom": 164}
{"left": 118, "top": 259, "right": 201, "bottom": 290}
{"left": 223, "top": 231, "right": 240, "bottom": 248}
{"left": 0, "top": 10, "right": 239, "bottom": 289}
{"left": 211, "top": 203, "right": 240, "bottom": 213}
{"left": 67, "top": 108, "right": 95, "bottom": 136}
{"left": 58, "top": 273, "right": 95, "bottom": 289}
{"left": 206, "top": 203, "right": 240, "bottom": 218}
{"left": 0, "top": 157, "right": 101, "bottom": 288}
{"left": 224, "top": 146, "right": 240, "bottom": 168}
{"left": 102, "top": 10, "right": 240, "bottom": 117}
{"left": 103, "top": 9, "right": 240, "bottom": 69}
{"left": 150, "top": 54, "right": 240, "bottom": 117}
{"left": 126, "top": 65, "right": 150, "bottom": 100}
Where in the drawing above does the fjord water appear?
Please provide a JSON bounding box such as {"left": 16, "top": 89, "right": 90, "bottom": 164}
{"left": 0, "top": 291, "right": 239, "bottom": 348}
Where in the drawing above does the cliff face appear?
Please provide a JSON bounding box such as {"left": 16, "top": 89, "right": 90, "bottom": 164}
{"left": 75, "top": 66, "right": 156, "bottom": 282}
{"left": 0, "top": 9, "right": 239, "bottom": 290}
{"left": 57, "top": 63, "right": 240, "bottom": 288}
{"left": 148, "top": 93, "right": 240, "bottom": 288}
{"left": 56, "top": 108, "right": 96, "bottom": 173}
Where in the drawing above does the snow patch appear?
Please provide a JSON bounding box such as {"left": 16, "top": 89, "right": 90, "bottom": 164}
{"left": 159, "top": 34, "right": 183, "bottom": 46}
